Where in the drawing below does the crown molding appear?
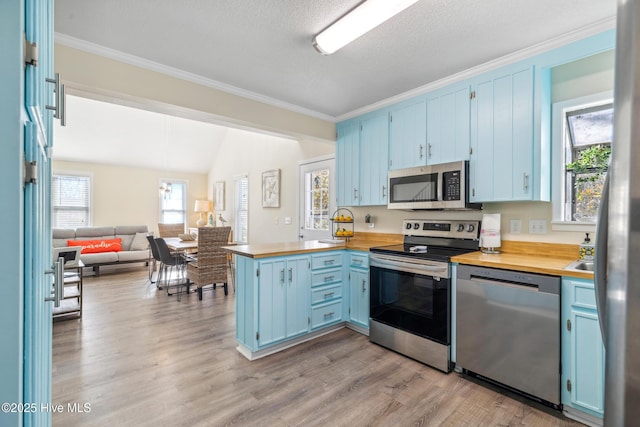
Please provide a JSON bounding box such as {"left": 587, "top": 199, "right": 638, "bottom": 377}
{"left": 54, "top": 33, "right": 336, "bottom": 123}
{"left": 336, "top": 17, "right": 617, "bottom": 122}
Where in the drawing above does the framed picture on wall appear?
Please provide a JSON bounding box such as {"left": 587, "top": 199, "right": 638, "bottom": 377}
{"left": 214, "top": 181, "right": 225, "bottom": 211}
{"left": 262, "top": 169, "right": 280, "bottom": 208}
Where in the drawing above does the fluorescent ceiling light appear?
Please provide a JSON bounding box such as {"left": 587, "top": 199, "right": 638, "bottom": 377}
{"left": 313, "top": 0, "right": 420, "bottom": 55}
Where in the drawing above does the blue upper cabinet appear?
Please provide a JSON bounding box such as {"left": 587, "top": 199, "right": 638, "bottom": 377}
{"left": 336, "top": 120, "right": 360, "bottom": 207}
{"left": 359, "top": 112, "right": 389, "bottom": 205}
{"left": 469, "top": 65, "right": 535, "bottom": 202}
{"left": 389, "top": 97, "right": 427, "bottom": 170}
{"left": 426, "top": 84, "right": 471, "bottom": 165}
{"left": 336, "top": 112, "right": 389, "bottom": 207}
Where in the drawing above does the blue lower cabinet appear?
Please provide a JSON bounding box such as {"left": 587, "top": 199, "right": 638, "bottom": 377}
{"left": 310, "top": 251, "right": 344, "bottom": 329}
{"left": 561, "top": 277, "right": 605, "bottom": 423}
{"left": 348, "top": 251, "right": 370, "bottom": 331}
{"left": 257, "top": 256, "right": 310, "bottom": 347}
{"left": 311, "top": 300, "right": 343, "bottom": 329}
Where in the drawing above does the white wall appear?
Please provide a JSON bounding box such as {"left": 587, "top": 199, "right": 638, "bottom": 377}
{"left": 53, "top": 160, "right": 208, "bottom": 235}
{"left": 207, "top": 129, "right": 334, "bottom": 244}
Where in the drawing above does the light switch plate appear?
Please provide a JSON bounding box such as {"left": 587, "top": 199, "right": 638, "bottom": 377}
{"left": 510, "top": 219, "right": 522, "bottom": 234}
{"left": 284, "top": 216, "right": 292, "bottom": 225}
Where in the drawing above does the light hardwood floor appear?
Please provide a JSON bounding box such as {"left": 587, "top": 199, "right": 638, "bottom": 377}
{"left": 52, "top": 267, "right": 583, "bottom": 426}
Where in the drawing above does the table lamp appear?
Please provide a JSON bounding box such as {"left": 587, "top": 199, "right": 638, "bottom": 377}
{"left": 194, "top": 200, "right": 211, "bottom": 227}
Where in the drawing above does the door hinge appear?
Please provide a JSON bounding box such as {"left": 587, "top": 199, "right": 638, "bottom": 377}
{"left": 24, "top": 33, "right": 38, "bottom": 67}
{"left": 24, "top": 160, "right": 37, "bottom": 184}
{"left": 308, "top": 261, "right": 311, "bottom": 269}
{"left": 390, "top": 114, "right": 393, "bottom": 123}
{"left": 567, "top": 319, "right": 571, "bottom": 331}
{"left": 470, "top": 90, "right": 476, "bottom": 100}
{"left": 566, "top": 379, "right": 572, "bottom": 392}
{"left": 360, "top": 124, "right": 363, "bottom": 131}
{"left": 348, "top": 307, "right": 351, "bottom": 315}
{"left": 469, "top": 147, "right": 473, "bottom": 155}
{"left": 256, "top": 332, "right": 260, "bottom": 341}
{"left": 308, "top": 317, "right": 310, "bottom": 325}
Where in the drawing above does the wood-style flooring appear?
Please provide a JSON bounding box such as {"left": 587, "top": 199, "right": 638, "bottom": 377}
{"left": 52, "top": 267, "right": 583, "bottom": 426}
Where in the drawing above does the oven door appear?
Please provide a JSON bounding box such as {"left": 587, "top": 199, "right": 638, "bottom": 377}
{"left": 369, "top": 254, "right": 451, "bottom": 345}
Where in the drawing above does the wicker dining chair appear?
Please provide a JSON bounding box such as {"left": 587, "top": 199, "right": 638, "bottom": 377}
{"left": 186, "top": 227, "right": 231, "bottom": 300}
{"left": 157, "top": 223, "right": 185, "bottom": 238}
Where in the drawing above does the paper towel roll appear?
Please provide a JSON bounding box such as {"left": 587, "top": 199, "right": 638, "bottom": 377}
{"left": 481, "top": 213, "right": 501, "bottom": 251}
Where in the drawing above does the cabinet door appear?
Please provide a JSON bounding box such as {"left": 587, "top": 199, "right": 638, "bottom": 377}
{"left": 349, "top": 269, "right": 369, "bottom": 327}
{"left": 359, "top": 113, "right": 389, "bottom": 206}
{"left": 470, "top": 66, "right": 534, "bottom": 202}
{"left": 389, "top": 98, "right": 427, "bottom": 170}
{"left": 257, "top": 259, "right": 287, "bottom": 346}
{"left": 561, "top": 278, "right": 605, "bottom": 418}
{"left": 286, "top": 257, "right": 310, "bottom": 338}
{"left": 336, "top": 121, "right": 360, "bottom": 206}
{"left": 427, "top": 85, "right": 471, "bottom": 165}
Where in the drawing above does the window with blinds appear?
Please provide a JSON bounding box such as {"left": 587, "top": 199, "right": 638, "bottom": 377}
{"left": 52, "top": 174, "right": 91, "bottom": 228}
{"left": 234, "top": 175, "right": 248, "bottom": 243}
{"left": 160, "top": 181, "right": 187, "bottom": 224}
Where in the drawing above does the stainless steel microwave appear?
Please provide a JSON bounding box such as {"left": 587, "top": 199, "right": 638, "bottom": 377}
{"left": 387, "top": 160, "right": 481, "bottom": 210}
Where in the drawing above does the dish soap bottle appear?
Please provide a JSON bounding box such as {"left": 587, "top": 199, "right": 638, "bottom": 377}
{"left": 579, "top": 233, "right": 595, "bottom": 261}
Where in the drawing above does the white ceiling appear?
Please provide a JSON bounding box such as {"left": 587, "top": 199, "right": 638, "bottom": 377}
{"left": 53, "top": 95, "right": 231, "bottom": 173}
{"left": 53, "top": 1, "right": 617, "bottom": 173}
{"left": 55, "top": 0, "right": 617, "bottom": 120}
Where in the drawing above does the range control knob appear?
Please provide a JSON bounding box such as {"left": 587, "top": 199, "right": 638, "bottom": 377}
{"left": 413, "top": 222, "right": 420, "bottom": 230}
{"left": 405, "top": 223, "right": 413, "bottom": 230}
{"left": 466, "top": 224, "right": 475, "bottom": 232}
{"left": 456, "top": 224, "right": 465, "bottom": 232}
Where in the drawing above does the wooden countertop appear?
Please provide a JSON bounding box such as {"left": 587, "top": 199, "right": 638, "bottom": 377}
{"left": 451, "top": 241, "right": 594, "bottom": 280}
{"left": 222, "top": 232, "right": 402, "bottom": 259}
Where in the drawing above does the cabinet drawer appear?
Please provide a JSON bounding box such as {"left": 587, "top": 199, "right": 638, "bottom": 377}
{"left": 311, "top": 267, "right": 341, "bottom": 287}
{"left": 311, "top": 283, "right": 342, "bottom": 305}
{"left": 350, "top": 252, "right": 369, "bottom": 269}
{"left": 572, "top": 283, "right": 597, "bottom": 310}
{"left": 311, "top": 252, "right": 343, "bottom": 270}
{"left": 311, "top": 300, "right": 342, "bottom": 329}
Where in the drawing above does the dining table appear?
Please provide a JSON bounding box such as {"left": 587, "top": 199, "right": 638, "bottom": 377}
{"left": 164, "top": 237, "right": 198, "bottom": 253}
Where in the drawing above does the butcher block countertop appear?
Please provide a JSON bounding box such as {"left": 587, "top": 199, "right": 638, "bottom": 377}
{"left": 223, "top": 232, "right": 403, "bottom": 259}
{"left": 451, "top": 241, "right": 594, "bottom": 280}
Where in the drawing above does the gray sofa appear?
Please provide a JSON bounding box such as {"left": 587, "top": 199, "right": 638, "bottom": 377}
{"left": 53, "top": 225, "right": 150, "bottom": 275}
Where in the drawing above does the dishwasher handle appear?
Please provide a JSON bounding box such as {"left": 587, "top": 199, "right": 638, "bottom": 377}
{"left": 457, "top": 264, "right": 560, "bottom": 295}
{"left": 470, "top": 275, "right": 540, "bottom": 293}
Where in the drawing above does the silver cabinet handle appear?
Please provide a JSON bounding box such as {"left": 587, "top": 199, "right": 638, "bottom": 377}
{"left": 324, "top": 275, "right": 335, "bottom": 282}
{"left": 362, "top": 279, "right": 366, "bottom": 293}
{"left": 45, "top": 73, "right": 66, "bottom": 126}
{"left": 324, "top": 259, "right": 335, "bottom": 265}
{"left": 594, "top": 172, "right": 609, "bottom": 343}
{"left": 428, "top": 143, "right": 432, "bottom": 158}
{"left": 324, "top": 292, "right": 335, "bottom": 299}
{"left": 280, "top": 268, "right": 285, "bottom": 284}
{"left": 523, "top": 173, "right": 529, "bottom": 191}
{"left": 288, "top": 268, "right": 293, "bottom": 283}
{"left": 419, "top": 144, "right": 424, "bottom": 159}
{"left": 45, "top": 258, "right": 64, "bottom": 307}
{"left": 353, "top": 188, "right": 358, "bottom": 200}
{"left": 382, "top": 185, "right": 387, "bottom": 198}
{"left": 323, "top": 312, "right": 335, "bottom": 319}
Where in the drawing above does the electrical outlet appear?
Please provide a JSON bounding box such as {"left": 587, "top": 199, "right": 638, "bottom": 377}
{"left": 284, "top": 216, "right": 292, "bottom": 225}
{"left": 368, "top": 223, "right": 375, "bottom": 228}
{"left": 528, "top": 219, "right": 547, "bottom": 234}
{"left": 510, "top": 219, "right": 522, "bottom": 234}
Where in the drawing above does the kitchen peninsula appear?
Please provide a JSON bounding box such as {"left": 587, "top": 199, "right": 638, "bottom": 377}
{"left": 223, "top": 234, "right": 400, "bottom": 360}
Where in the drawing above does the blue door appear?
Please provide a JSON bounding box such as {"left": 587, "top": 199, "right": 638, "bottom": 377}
{"left": 23, "top": 0, "right": 55, "bottom": 425}
{"left": 0, "top": 0, "right": 55, "bottom": 425}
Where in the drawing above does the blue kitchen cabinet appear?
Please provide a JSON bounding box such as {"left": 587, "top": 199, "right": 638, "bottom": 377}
{"left": 561, "top": 277, "right": 605, "bottom": 424}
{"left": 359, "top": 112, "right": 389, "bottom": 206}
{"left": 348, "top": 251, "right": 370, "bottom": 331}
{"left": 257, "top": 255, "right": 310, "bottom": 347}
{"left": 336, "top": 112, "right": 389, "bottom": 207}
{"left": 470, "top": 65, "right": 535, "bottom": 202}
{"left": 426, "top": 84, "right": 471, "bottom": 165}
{"left": 310, "top": 251, "right": 344, "bottom": 329}
{"left": 336, "top": 120, "right": 360, "bottom": 207}
{"left": 389, "top": 97, "right": 427, "bottom": 170}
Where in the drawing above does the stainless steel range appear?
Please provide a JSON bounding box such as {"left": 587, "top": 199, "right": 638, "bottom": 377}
{"left": 369, "top": 219, "right": 480, "bottom": 372}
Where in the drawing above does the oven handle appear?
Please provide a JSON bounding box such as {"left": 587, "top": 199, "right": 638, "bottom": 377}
{"left": 370, "top": 254, "right": 449, "bottom": 278}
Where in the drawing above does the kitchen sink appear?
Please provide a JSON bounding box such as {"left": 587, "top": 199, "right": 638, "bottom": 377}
{"left": 564, "top": 260, "right": 595, "bottom": 272}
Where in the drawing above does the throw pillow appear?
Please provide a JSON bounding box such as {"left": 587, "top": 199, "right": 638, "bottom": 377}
{"left": 68, "top": 238, "right": 123, "bottom": 254}
{"left": 130, "top": 232, "right": 149, "bottom": 251}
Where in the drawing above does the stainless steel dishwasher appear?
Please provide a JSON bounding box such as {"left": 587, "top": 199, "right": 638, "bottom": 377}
{"left": 456, "top": 264, "right": 560, "bottom": 408}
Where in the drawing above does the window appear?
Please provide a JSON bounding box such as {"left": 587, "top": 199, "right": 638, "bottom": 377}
{"left": 52, "top": 174, "right": 91, "bottom": 228}
{"left": 552, "top": 93, "right": 612, "bottom": 225}
{"left": 159, "top": 180, "right": 187, "bottom": 224}
{"left": 303, "top": 168, "right": 330, "bottom": 232}
{"left": 234, "top": 175, "right": 249, "bottom": 243}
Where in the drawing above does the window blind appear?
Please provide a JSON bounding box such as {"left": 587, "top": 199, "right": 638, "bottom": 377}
{"left": 160, "top": 181, "right": 186, "bottom": 224}
{"left": 52, "top": 175, "right": 91, "bottom": 228}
